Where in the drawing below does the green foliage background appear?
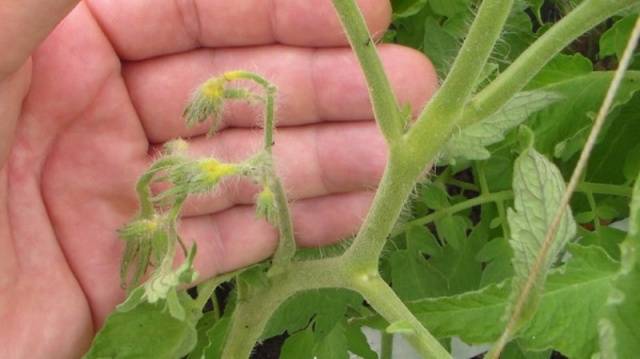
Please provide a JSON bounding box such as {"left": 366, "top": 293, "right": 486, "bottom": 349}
{"left": 85, "top": 1, "right": 640, "bottom": 358}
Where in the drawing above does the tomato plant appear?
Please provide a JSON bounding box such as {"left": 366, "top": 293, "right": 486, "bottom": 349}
{"left": 84, "top": 0, "right": 640, "bottom": 358}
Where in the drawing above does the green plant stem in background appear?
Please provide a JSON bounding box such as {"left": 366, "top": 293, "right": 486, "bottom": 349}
{"left": 381, "top": 332, "right": 394, "bottom": 359}
{"left": 351, "top": 274, "right": 452, "bottom": 359}
{"left": 394, "top": 181, "right": 632, "bottom": 237}
{"left": 577, "top": 182, "right": 633, "bottom": 198}
{"left": 267, "top": 176, "right": 296, "bottom": 276}
{"left": 461, "top": 0, "right": 640, "bottom": 128}
{"left": 487, "top": 15, "right": 640, "bottom": 359}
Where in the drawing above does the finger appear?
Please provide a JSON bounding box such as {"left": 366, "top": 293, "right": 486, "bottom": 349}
{"left": 181, "top": 191, "right": 375, "bottom": 278}
{"left": 125, "top": 44, "right": 438, "bottom": 143}
{"left": 156, "top": 122, "right": 386, "bottom": 217}
{"left": 0, "top": 0, "right": 79, "bottom": 78}
{"left": 87, "top": 0, "right": 391, "bottom": 60}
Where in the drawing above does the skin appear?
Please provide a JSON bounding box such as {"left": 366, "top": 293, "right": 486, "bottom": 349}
{"left": 0, "top": 0, "right": 437, "bottom": 357}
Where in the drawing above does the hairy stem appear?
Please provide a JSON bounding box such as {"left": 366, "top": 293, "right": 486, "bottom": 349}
{"left": 407, "top": 0, "right": 514, "bottom": 152}
{"left": 461, "top": 0, "right": 640, "bottom": 128}
{"left": 331, "top": 0, "right": 403, "bottom": 143}
{"left": 487, "top": 15, "right": 640, "bottom": 358}
{"left": 345, "top": 153, "right": 422, "bottom": 269}
{"left": 224, "top": 71, "right": 297, "bottom": 276}
{"left": 221, "top": 258, "right": 348, "bottom": 358}
{"left": 267, "top": 176, "right": 296, "bottom": 276}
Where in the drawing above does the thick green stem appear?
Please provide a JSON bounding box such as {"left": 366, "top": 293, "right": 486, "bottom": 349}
{"left": 221, "top": 258, "right": 348, "bottom": 358}
{"left": 331, "top": 0, "right": 403, "bottom": 143}
{"left": 345, "top": 151, "right": 422, "bottom": 269}
{"left": 351, "top": 274, "right": 452, "bottom": 359}
{"left": 221, "top": 256, "right": 452, "bottom": 358}
{"left": 381, "top": 332, "right": 394, "bottom": 359}
{"left": 461, "top": 0, "right": 640, "bottom": 128}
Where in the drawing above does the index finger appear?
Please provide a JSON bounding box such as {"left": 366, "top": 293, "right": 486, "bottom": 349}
{"left": 87, "top": 0, "right": 392, "bottom": 60}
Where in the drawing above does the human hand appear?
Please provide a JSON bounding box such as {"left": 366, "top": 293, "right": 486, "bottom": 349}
{"left": 0, "top": 1, "right": 437, "bottom": 357}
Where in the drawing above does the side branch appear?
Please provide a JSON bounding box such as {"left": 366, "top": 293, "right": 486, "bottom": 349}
{"left": 331, "top": 0, "right": 404, "bottom": 143}
{"left": 461, "top": 0, "right": 640, "bottom": 128}
{"left": 407, "top": 0, "right": 514, "bottom": 155}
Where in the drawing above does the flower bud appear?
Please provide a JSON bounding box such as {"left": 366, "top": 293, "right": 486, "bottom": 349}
{"left": 256, "top": 185, "right": 278, "bottom": 225}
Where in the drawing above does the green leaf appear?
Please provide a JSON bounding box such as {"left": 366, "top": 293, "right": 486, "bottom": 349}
{"left": 188, "top": 311, "right": 218, "bottom": 359}
{"left": 392, "top": 220, "right": 486, "bottom": 300}
{"left": 506, "top": 144, "right": 577, "bottom": 326}
{"left": 314, "top": 321, "right": 349, "bottom": 359}
{"left": 502, "top": 340, "right": 551, "bottom": 359}
{"left": 435, "top": 215, "right": 468, "bottom": 250}
{"left": 391, "top": 0, "right": 428, "bottom": 19}
{"left": 587, "top": 94, "right": 640, "bottom": 185}
{"left": 345, "top": 325, "right": 378, "bottom": 359}
{"left": 524, "top": 0, "right": 544, "bottom": 23}
{"left": 421, "top": 182, "right": 450, "bottom": 209}
{"left": 409, "top": 245, "right": 619, "bottom": 358}
{"left": 476, "top": 237, "right": 514, "bottom": 286}
{"left": 423, "top": 16, "right": 460, "bottom": 78}
{"left": 201, "top": 317, "right": 231, "bottom": 359}
{"left": 391, "top": 249, "right": 446, "bottom": 300}
{"left": 84, "top": 293, "right": 200, "bottom": 359}
{"left": 262, "top": 289, "right": 361, "bottom": 340}
{"left": 280, "top": 328, "right": 315, "bottom": 359}
{"left": 600, "top": 15, "right": 637, "bottom": 60}
{"left": 598, "top": 175, "right": 640, "bottom": 357}
{"left": 441, "top": 91, "right": 561, "bottom": 163}
{"left": 428, "top": 0, "right": 470, "bottom": 18}
{"left": 624, "top": 143, "right": 640, "bottom": 182}
{"left": 580, "top": 226, "right": 627, "bottom": 261}
{"left": 527, "top": 53, "right": 593, "bottom": 89}
{"left": 528, "top": 72, "right": 640, "bottom": 160}
{"left": 406, "top": 224, "right": 441, "bottom": 256}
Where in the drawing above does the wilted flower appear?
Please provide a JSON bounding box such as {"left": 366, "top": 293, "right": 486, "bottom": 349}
{"left": 183, "top": 77, "right": 228, "bottom": 132}
{"left": 156, "top": 158, "right": 240, "bottom": 201}
{"left": 118, "top": 217, "right": 162, "bottom": 242}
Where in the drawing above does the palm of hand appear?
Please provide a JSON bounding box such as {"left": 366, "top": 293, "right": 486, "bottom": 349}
{"left": 0, "top": 1, "right": 435, "bottom": 358}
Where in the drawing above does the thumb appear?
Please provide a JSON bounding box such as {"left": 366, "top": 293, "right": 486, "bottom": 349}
{"left": 0, "top": 0, "right": 80, "bottom": 79}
